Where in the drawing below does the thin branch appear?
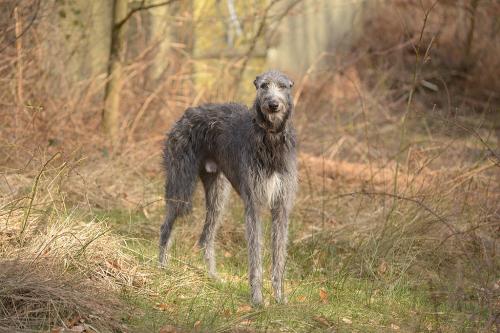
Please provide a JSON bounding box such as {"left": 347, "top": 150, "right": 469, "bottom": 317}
{"left": 14, "top": 5, "right": 23, "bottom": 143}
{"left": 115, "top": 0, "right": 178, "bottom": 31}
{"left": 20, "top": 152, "right": 61, "bottom": 238}
{"left": 231, "top": 0, "right": 303, "bottom": 96}
{"left": 333, "top": 190, "right": 457, "bottom": 234}
{"left": 0, "top": 0, "right": 41, "bottom": 54}
{"left": 433, "top": 114, "right": 500, "bottom": 167}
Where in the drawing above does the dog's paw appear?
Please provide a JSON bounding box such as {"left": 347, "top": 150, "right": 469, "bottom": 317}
{"left": 158, "top": 256, "right": 168, "bottom": 269}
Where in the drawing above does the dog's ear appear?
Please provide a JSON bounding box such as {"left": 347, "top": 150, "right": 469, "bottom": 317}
{"left": 253, "top": 75, "right": 261, "bottom": 89}
{"left": 289, "top": 79, "right": 294, "bottom": 88}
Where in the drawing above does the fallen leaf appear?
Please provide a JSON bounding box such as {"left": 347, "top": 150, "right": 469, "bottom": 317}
{"left": 378, "top": 260, "right": 388, "bottom": 275}
{"left": 236, "top": 304, "right": 253, "bottom": 313}
{"left": 193, "top": 320, "right": 201, "bottom": 329}
{"left": 51, "top": 326, "right": 87, "bottom": 333}
{"left": 319, "top": 289, "right": 328, "bottom": 303}
{"left": 297, "top": 295, "right": 306, "bottom": 302}
{"left": 313, "top": 315, "right": 331, "bottom": 327}
{"left": 224, "top": 251, "right": 232, "bottom": 257}
{"left": 159, "top": 325, "right": 181, "bottom": 333}
{"left": 493, "top": 280, "right": 499, "bottom": 290}
{"left": 341, "top": 317, "right": 352, "bottom": 324}
{"left": 390, "top": 323, "right": 400, "bottom": 330}
{"left": 106, "top": 259, "right": 121, "bottom": 270}
{"left": 66, "top": 316, "right": 82, "bottom": 328}
{"left": 154, "top": 303, "right": 172, "bottom": 311}
{"left": 70, "top": 325, "right": 86, "bottom": 333}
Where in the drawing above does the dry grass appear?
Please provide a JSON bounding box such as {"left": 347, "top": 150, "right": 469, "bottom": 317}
{"left": 0, "top": 0, "right": 499, "bottom": 331}
{"left": 0, "top": 260, "right": 117, "bottom": 332}
{"left": 0, "top": 152, "right": 150, "bottom": 332}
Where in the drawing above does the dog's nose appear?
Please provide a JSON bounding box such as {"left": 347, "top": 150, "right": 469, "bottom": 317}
{"left": 268, "top": 101, "right": 279, "bottom": 111}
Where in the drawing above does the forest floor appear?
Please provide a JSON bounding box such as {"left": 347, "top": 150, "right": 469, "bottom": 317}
{"left": 1, "top": 100, "right": 498, "bottom": 332}
{"left": 2, "top": 1, "right": 500, "bottom": 331}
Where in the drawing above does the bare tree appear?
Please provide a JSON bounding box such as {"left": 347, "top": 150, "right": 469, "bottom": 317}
{"left": 102, "top": 0, "right": 177, "bottom": 145}
{"left": 102, "top": 0, "right": 129, "bottom": 145}
{"left": 147, "top": 0, "right": 171, "bottom": 84}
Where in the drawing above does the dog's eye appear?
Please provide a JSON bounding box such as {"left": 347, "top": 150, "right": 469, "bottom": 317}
{"left": 278, "top": 83, "right": 288, "bottom": 89}
{"left": 260, "top": 82, "right": 268, "bottom": 89}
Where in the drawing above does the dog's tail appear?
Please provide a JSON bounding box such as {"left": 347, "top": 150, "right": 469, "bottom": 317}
{"left": 162, "top": 119, "right": 202, "bottom": 216}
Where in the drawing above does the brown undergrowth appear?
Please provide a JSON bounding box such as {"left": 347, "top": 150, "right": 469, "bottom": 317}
{"left": 0, "top": 1, "right": 499, "bottom": 330}
{"left": 0, "top": 151, "right": 150, "bottom": 332}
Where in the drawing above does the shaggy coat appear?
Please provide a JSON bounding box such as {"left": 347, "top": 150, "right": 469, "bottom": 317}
{"left": 159, "top": 70, "right": 297, "bottom": 305}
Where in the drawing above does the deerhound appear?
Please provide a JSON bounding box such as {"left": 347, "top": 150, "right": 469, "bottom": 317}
{"left": 159, "top": 70, "right": 297, "bottom": 305}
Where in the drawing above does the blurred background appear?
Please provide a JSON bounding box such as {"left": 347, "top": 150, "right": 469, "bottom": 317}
{"left": 2, "top": 0, "right": 498, "bottom": 149}
{"left": 0, "top": 0, "right": 499, "bottom": 332}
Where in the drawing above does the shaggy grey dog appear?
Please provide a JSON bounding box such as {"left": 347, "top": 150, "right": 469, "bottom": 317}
{"left": 159, "top": 70, "right": 297, "bottom": 305}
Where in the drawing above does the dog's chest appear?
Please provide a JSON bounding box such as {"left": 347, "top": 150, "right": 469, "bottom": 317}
{"left": 252, "top": 130, "right": 295, "bottom": 174}
{"left": 260, "top": 172, "right": 283, "bottom": 206}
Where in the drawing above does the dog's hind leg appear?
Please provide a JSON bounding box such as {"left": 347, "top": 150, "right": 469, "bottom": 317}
{"left": 199, "top": 171, "right": 230, "bottom": 279}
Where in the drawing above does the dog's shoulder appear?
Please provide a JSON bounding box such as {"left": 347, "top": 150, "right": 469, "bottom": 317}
{"left": 204, "top": 102, "right": 248, "bottom": 115}
{"left": 181, "top": 103, "right": 246, "bottom": 121}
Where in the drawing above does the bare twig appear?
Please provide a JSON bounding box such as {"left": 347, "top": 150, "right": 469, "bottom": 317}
{"left": 20, "top": 152, "right": 61, "bottom": 238}
{"left": 333, "top": 190, "right": 456, "bottom": 234}
{"left": 14, "top": 6, "right": 23, "bottom": 142}
{"left": 115, "top": 0, "right": 179, "bottom": 31}
{"left": 392, "top": 0, "right": 438, "bottom": 204}
{"left": 0, "top": 0, "right": 41, "bottom": 54}
{"left": 464, "top": 0, "right": 481, "bottom": 68}
{"left": 231, "top": 0, "right": 303, "bottom": 96}
{"left": 14, "top": 6, "right": 23, "bottom": 96}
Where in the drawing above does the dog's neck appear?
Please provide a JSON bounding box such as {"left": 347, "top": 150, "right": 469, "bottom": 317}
{"left": 252, "top": 100, "right": 293, "bottom": 135}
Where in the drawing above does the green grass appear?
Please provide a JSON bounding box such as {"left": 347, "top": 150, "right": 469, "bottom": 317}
{"left": 93, "top": 198, "right": 489, "bottom": 333}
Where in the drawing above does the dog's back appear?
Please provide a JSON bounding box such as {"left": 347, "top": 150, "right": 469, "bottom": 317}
{"left": 162, "top": 103, "right": 248, "bottom": 213}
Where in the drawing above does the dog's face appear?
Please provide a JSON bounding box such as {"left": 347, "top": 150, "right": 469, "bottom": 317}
{"left": 254, "top": 70, "right": 294, "bottom": 129}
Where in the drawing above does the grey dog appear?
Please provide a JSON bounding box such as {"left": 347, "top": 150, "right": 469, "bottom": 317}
{"left": 159, "top": 70, "right": 297, "bottom": 305}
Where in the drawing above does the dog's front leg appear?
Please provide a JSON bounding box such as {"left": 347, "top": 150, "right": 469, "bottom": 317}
{"left": 271, "top": 203, "right": 289, "bottom": 304}
{"left": 244, "top": 202, "right": 263, "bottom": 306}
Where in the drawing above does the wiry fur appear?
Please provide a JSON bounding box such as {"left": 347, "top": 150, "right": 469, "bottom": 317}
{"left": 159, "top": 70, "right": 297, "bottom": 305}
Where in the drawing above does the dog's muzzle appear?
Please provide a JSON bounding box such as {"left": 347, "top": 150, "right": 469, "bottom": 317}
{"left": 264, "top": 99, "right": 283, "bottom": 113}
{"left": 268, "top": 100, "right": 280, "bottom": 112}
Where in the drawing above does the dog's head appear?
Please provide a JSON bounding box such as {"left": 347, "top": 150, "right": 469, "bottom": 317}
{"left": 253, "top": 70, "right": 294, "bottom": 132}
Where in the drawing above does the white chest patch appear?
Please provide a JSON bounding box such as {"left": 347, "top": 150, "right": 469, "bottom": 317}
{"left": 263, "top": 172, "right": 283, "bottom": 206}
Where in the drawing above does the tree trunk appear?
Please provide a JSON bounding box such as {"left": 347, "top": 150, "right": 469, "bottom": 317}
{"left": 102, "top": 0, "right": 129, "bottom": 146}
{"left": 146, "top": 1, "right": 171, "bottom": 86}
{"left": 464, "top": 0, "right": 480, "bottom": 69}
{"left": 267, "top": 0, "right": 365, "bottom": 76}
{"left": 89, "top": 1, "right": 112, "bottom": 78}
